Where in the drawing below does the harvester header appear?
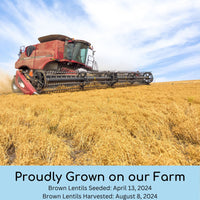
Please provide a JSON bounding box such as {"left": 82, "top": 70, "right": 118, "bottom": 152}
{"left": 12, "top": 34, "right": 153, "bottom": 94}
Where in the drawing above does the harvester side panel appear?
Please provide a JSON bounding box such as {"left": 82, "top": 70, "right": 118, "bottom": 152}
{"left": 15, "top": 40, "right": 65, "bottom": 70}
{"left": 15, "top": 45, "right": 37, "bottom": 70}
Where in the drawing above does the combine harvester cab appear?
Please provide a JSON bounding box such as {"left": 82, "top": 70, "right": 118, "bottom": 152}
{"left": 12, "top": 34, "right": 153, "bottom": 95}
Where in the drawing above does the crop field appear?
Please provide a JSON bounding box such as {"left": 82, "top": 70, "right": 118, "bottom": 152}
{"left": 0, "top": 77, "right": 199, "bottom": 165}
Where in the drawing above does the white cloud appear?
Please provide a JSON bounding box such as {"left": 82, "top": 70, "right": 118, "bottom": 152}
{"left": 155, "top": 54, "right": 200, "bottom": 76}
{"left": 0, "top": 0, "right": 200, "bottom": 81}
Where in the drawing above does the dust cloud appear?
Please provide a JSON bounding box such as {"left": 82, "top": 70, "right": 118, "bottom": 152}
{"left": 0, "top": 69, "right": 12, "bottom": 94}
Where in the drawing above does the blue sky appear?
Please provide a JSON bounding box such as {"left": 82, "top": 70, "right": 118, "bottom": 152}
{"left": 0, "top": 0, "right": 200, "bottom": 82}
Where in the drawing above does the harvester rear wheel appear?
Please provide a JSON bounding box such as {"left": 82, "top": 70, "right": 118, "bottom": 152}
{"left": 11, "top": 76, "right": 21, "bottom": 93}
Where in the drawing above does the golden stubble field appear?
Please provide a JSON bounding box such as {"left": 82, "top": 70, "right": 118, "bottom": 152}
{"left": 0, "top": 79, "right": 199, "bottom": 165}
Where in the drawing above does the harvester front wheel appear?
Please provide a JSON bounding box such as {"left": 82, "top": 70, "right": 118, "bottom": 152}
{"left": 11, "top": 76, "right": 21, "bottom": 93}
{"left": 32, "top": 70, "right": 46, "bottom": 92}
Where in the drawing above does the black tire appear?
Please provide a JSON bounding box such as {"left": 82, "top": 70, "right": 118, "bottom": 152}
{"left": 32, "top": 70, "right": 46, "bottom": 92}
{"left": 11, "top": 76, "right": 21, "bottom": 93}
{"left": 143, "top": 72, "right": 153, "bottom": 84}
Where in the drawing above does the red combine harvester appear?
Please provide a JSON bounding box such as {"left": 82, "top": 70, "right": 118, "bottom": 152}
{"left": 12, "top": 34, "right": 153, "bottom": 94}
